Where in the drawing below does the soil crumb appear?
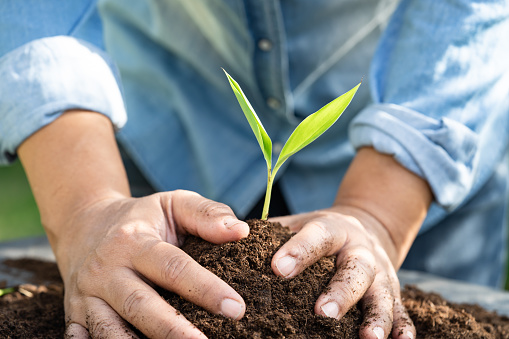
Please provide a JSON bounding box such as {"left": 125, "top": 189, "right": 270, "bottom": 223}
{"left": 159, "top": 219, "right": 358, "bottom": 338}
{"left": 403, "top": 285, "right": 509, "bottom": 339}
{"left": 0, "top": 258, "right": 65, "bottom": 338}
{"left": 1, "top": 220, "right": 508, "bottom": 338}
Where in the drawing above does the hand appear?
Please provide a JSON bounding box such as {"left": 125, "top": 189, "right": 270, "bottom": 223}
{"left": 17, "top": 111, "right": 250, "bottom": 338}
{"left": 270, "top": 206, "right": 415, "bottom": 339}
{"left": 60, "top": 190, "right": 249, "bottom": 339}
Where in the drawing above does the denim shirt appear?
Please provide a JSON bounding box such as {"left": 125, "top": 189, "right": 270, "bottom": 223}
{"left": 1, "top": 0, "right": 508, "bottom": 224}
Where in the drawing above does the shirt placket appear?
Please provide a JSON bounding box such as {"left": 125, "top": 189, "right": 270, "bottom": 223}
{"left": 244, "top": 0, "right": 294, "bottom": 155}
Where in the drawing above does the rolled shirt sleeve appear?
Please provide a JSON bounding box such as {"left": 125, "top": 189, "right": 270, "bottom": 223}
{"left": 0, "top": 36, "right": 127, "bottom": 164}
{"left": 350, "top": 0, "right": 509, "bottom": 210}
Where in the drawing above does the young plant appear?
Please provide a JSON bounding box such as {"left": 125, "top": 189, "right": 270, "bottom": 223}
{"left": 224, "top": 69, "right": 361, "bottom": 220}
{"left": 0, "top": 287, "right": 15, "bottom": 297}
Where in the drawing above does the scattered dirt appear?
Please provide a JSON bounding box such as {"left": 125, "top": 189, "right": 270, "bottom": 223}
{"left": 0, "top": 259, "right": 65, "bottom": 338}
{"left": 1, "top": 219, "right": 508, "bottom": 338}
{"left": 403, "top": 286, "right": 509, "bottom": 339}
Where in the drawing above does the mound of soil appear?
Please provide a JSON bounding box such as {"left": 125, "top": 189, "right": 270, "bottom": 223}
{"left": 1, "top": 219, "right": 508, "bottom": 338}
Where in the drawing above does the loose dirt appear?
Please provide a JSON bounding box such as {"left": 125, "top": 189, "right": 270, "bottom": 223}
{"left": 1, "top": 220, "right": 508, "bottom": 338}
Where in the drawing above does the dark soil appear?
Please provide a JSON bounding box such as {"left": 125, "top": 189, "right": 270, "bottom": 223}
{"left": 0, "top": 259, "right": 65, "bottom": 338}
{"left": 1, "top": 219, "right": 508, "bottom": 338}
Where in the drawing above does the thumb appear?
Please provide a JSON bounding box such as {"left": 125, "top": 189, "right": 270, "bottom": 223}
{"left": 166, "top": 190, "right": 250, "bottom": 243}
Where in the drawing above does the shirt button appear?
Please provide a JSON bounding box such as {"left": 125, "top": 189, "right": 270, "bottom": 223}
{"left": 267, "top": 97, "right": 281, "bottom": 110}
{"left": 273, "top": 142, "right": 283, "bottom": 154}
{"left": 257, "top": 39, "right": 273, "bottom": 51}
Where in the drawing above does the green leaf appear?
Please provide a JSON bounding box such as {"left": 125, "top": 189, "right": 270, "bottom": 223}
{"left": 273, "top": 82, "right": 361, "bottom": 173}
{"left": 223, "top": 69, "right": 272, "bottom": 168}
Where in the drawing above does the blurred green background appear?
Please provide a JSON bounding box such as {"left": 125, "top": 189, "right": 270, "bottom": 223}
{"left": 0, "top": 160, "right": 508, "bottom": 290}
{"left": 0, "top": 161, "right": 44, "bottom": 240}
{"left": 0, "top": 160, "right": 44, "bottom": 240}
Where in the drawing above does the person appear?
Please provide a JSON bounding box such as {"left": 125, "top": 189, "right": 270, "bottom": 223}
{"left": 1, "top": 0, "right": 508, "bottom": 338}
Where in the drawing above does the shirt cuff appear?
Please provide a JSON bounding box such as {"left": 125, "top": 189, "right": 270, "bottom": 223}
{"left": 0, "top": 35, "right": 127, "bottom": 164}
{"left": 349, "top": 103, "right": 478, "bottom": 211}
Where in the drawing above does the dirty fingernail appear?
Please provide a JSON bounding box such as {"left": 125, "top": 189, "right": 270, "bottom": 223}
{"left": 373, "top": 326, "right": 384, "bottom": 339}
{"left": 321, "top": 301, "right": 339, "bottom": 318}
{"left": 220, "top": 298, "right": 243, "bottom": 319}
{"left": 405, "top": 330, "right": 414, "bottom": 339}
{"left": 276, "top": 256, "right": 296, "bottom": 277}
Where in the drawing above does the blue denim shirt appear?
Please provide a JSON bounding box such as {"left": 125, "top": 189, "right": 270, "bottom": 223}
{"left": 1, "top": 0, "right": 508, "bottom": 286}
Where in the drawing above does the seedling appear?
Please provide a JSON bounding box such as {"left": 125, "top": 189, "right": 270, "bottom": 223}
{"left": 224, "top": 69, "right": 360, "bottom": 220}
{"left": 0, "top": 287, "right": 15, "bottom": 297}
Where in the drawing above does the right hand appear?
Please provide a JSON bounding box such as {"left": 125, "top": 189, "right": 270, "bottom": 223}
{"left": 59, "top": 190, "right": 250, "bottom": 338}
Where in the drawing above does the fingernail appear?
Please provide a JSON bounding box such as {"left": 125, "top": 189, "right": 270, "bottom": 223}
{"left": 220, "top": 298, "right": 243, "bottom": 319}
{"left": 406, "top": 331, "right": 414, "bottom": 339}
{"left": 373, "top": 326, "right": 384, "bottom": 339}
{"left": 276, "top": 256, "right": 296, "bottom": 277}
{"left": 224, "top": 217, "right": 243, "bottom": 229}
{"left": 320, "top": 301, "right": 339, "bottom": 318}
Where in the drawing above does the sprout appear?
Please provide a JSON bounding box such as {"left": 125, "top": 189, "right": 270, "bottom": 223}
{"left": 0, "top": 287, "right": 15, "bottom": 297}
{"left": 224, "top": 69, "right": 360, "bottom": 220}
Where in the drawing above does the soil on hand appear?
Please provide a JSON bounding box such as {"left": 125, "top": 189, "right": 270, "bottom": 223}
{"left": 1, "top": 220, "right": 508, "bottom": 338}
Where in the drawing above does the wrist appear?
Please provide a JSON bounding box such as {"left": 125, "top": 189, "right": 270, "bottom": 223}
{"left": 334, "top": 147, "right": 432, "bottom": 267}
{"left": 43, "top": 188, "right": 129, "bottom": 241}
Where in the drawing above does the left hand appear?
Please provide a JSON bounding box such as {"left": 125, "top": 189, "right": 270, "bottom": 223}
{"left": 270, "top": 205, "right": 415, "bottom": 339}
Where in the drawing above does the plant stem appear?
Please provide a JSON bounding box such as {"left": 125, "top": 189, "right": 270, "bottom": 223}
{"left": 261, "top": 169, "right": 274, "bottom": 220}
{"left": 0, "top": 287, "right": 15, "bottom": 297}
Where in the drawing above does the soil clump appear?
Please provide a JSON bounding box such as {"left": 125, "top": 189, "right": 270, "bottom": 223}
{"left": 1, "top": 220, "right": 508, "bottom": 338}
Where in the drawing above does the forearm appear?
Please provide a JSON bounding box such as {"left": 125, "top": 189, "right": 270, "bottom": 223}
{"left": 17, "top": 110, "right": 130, "bottom": 247}
{"left": 334, "top": 147, "right": 432, "bottom": 267}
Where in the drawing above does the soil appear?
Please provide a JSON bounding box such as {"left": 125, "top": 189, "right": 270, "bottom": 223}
{"left": 0, "top": 258, "right": 65, "bottom": 338}
{"left": 1, "top": 219, "right": 508, "bottom": 338}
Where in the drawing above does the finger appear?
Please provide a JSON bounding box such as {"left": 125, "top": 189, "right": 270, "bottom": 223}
{"left": 65, "top": 322, "right": 89, "bottom": 339}
{"left": 315, "top": 246, "right": 376, "bottom": 320}
{"left": 84, "top": 297, "right": 139, "bottom": 339}
{"left": 271, "top": 216, "right": 347, "bottom": 278}
{"left": 169, "top": 190, "right": 249, "bottom": 242}
{"left": 391, "top": 293, "right": 415, "bottom": 339}
{"left": 132, "top": 240, "right": 245, "bottom": 319}
{"left": 102, "top": 268, "right": 207, "bottom": 339}
{"left": 358, "top": 275, "right": 394, "bottom": 339}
